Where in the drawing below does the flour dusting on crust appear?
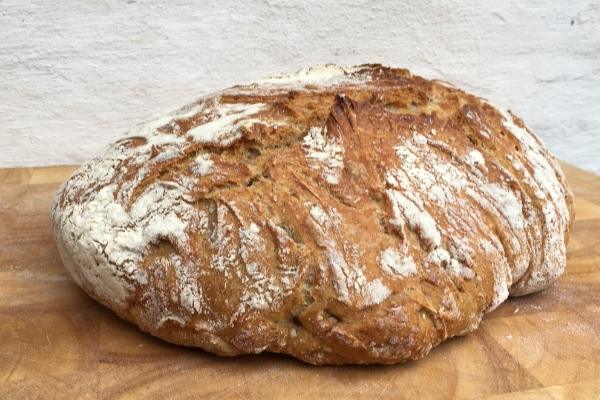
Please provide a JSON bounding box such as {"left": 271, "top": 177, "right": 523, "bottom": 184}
{"left": 302, "top": 126, "right": 345, "bottom": 185}
{"left": 258, "top": 64, "right": 366, "bottom": 87}
{"left": 379, "top": 248, "right": 417, "bottom": 277}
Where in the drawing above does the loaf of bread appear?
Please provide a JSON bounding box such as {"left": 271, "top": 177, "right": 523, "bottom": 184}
{"left": 51, "top": 64, "right": 574, "bottom": 364}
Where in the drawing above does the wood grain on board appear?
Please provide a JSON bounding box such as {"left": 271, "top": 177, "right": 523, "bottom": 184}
{"left": 0, "top": 163, "right": 599, "bottom": 399}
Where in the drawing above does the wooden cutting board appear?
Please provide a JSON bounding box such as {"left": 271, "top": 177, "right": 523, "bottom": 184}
{"left": 1, "top": 163, "right": 599, "bottom": 400}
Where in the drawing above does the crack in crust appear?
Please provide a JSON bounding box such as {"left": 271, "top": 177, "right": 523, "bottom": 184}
{"left": 51, "top": 64, "right": 574, "bottom": 365}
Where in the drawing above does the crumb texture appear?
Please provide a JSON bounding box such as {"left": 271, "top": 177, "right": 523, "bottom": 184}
{"left": 51, "top": 64, "right": 574, "bottom": 365}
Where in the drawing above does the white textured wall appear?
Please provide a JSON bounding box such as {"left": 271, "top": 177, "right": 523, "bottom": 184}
{"left": 1, "top": 0, "right": 599, "bottom": 173}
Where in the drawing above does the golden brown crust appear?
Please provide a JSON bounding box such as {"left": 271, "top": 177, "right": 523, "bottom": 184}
{"left": 51, "top": 64, "right": 574, "bottom": 364}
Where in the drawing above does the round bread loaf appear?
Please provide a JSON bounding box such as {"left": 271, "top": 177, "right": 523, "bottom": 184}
{"left": 51, "top": 64, "right": 574, "bottom": 364}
